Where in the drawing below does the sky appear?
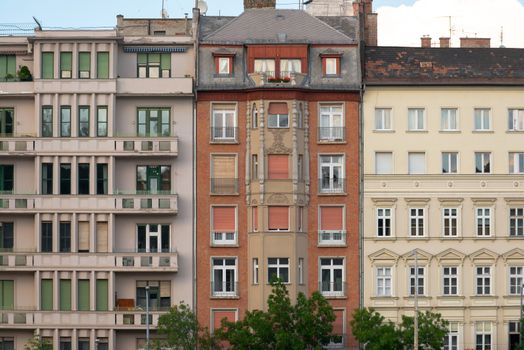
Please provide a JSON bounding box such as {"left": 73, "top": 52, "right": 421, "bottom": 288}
{"left": 1, "top": 0, "right": 524, "bottom": 47}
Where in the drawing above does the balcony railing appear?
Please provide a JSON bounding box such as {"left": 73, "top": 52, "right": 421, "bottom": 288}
{"left": 211, "top": 231, "right": 237, "bottom": 245}
{"left": 318, "top": 127, "right": 345, "bottom": 142}
{"left": 210, "top": 127, "right": 238, "bottom": 143}
{"left": 211, "top": 178, "right": 239, "bottom": 195}
{"left": 319, "top": 281, "right": 347, "bottom": 298}
{"left": 318, "top": 230, "right": 347, "bottom": 246}
{"left": 318, "top": 178, "right": 346, "bottom": 194}
{"left": 211, "top": 281, "right": 238, "bottom": 298}
{"left": 248, "top": 71, "right": 307, "bottom": 87}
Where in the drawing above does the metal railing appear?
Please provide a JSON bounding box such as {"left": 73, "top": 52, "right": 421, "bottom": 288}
{"left": 319, "top": 281, "right": 347, "bottom": 297}
{"left": 318, "top": 127, "right": 345, "bottom": 141}
{"left": 318, "top": 178, "right": 346, "bottom": 194}
{"left": 210, "top": 178, "right": 239, "bottom": 194}
{"left": 210, "top": 127, "right": 238, "bottom": 142}
{"left": 211, "top": 281, "right": 238, "bottom": 297}
{"left": 318, "top": 230, "right": 347, "bottom": 245}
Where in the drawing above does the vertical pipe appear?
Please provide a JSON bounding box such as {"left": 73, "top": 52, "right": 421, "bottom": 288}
{"left": 414, "top": 250, "right": 419, "bottom": 350}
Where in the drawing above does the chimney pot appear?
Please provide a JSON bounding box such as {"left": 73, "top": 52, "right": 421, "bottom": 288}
{"left": 439, "top": 37, "right": 450, "bottom": 48}
{"left": 421, "top": 36, "right": 432, "bottom": 48}
{"left": 243, "top": 0, "right": 276, "bottom": 9}
{"left": 460, "top": 37, "right": 491, "bottom": 48}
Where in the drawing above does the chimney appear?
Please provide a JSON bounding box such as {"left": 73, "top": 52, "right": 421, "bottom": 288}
{"left": 355, "top": 0, "right": 378, "bottom": 46}
{"left": 421, "top": 36, "right": 431, "bottom": 48}
{"left": 460, "top": 37, "right": 491, "bottom": 48}
{"left": 243, "top": 0, "right": 276, "bottom": 9}
{"left": 439, "top": 37, "right": 450, "bottom": 48}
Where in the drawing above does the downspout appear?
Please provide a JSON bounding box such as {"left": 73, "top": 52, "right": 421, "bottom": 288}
{"left": 192, "top": 3, "right": 200, "bottom": 313}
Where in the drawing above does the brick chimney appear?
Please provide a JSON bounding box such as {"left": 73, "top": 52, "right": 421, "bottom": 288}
{"left": 421, "top": 36, "right": 431, "bottom": 48}
{"left": 460, "top": 37, "right": 491, "bottom": 48}
{"left": 354, "top": 0, "right": 378, "bottom": 46}
{"left": 244, "top": 0, "right": 276, "bottom": 9}
{"left": 439, "top": 37, "right": 450, "bottom": 48}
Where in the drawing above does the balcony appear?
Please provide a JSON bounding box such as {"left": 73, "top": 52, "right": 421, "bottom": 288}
{"left": 0, "top": 80, "right": 34, "bottom": 95}
{"left": 318, "top": 230, "right": 347, "bottom": 246}
{"left": 248, "top": 71, "right": 307, "bottom": 88}
{"left": 317, "top": 127, "right": 346, "bottom": 142}
{"left": 318, "top": 178, "right": 346, "bottom": 194}
{"left": 211, "top": 281, "right": 238, "bottom": 298}
{"left": 117, "top": 77, "right": 193, "bottom": 96}
{"left": 34, "top": 79, "right": 117, "bottom": 94}
{"left": 319, "top": 281, "right": 347, "bottom": 298}
{"left": 210, "top": 178, "right": 239, "bottom": 195}
{"left": 210, "top": 127, "right": 238, "bottom": 143}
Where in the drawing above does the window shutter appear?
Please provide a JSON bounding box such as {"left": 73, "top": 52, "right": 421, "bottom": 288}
{"left": 212, "top": 156, "right": 235, "bottom": 178}
{"left": 96, "top": 222, "right": 108, "bottom": 253}
{"left": 320, "top": 207, "right": 343, "bottom": 230}
{"left": 333, "top": 310, "right": 345, "bottom": 337}
{"left": 97, "top": 52, "right": 109, "bottom": 79}
{"left": 96, "top": 279, "right": 108, "bottom": 311}
{"left": 213, "top": 310, "right": 235, "bottom": 330}
{"left": 77, "top": 280, "right": 90, "bottom": 311}
{"left": 160, "top": 281, "right": 170, "bottom": 297}
{"left": 160, "top": 53, "right": 171, "bottom": 70}
{"left": 78, "top": 221, "right": 90, "bottom": 252}
{"left": 268, "top": 155, "right": 289, "bottom": 179}
{"left": 41, "top": 279, "right": 53, "bottom": 310}
{"left": 60, "top": 52, "right": 72, "bottom": 70}
{"left": 6, "top": 56, "right": 16, "bottom": 76}
{"left": 268, "top": 103, "right": 288, "bottom": 115}
{"left": 213, "top": 207, "right": 236, "bottom": 232}
{"left": 268, "top": 206, "right": 289, "bottom": 230}
{"left": 59, "top": 279, "right": 71, "bottom": 311}
{"left": 409, "top": 153, "right": 425, "bottom": 174}
{"left": 0, "top": 56, "right": 6, "bottom": 78}
{"left": 137, "top": 53, "right": 147, "bottom": 65}
{"left": 0, "top": 280, "right": 14, "bottom": 309}
{"left": 79, "top": 52, "right": 90, "bottom": 72}
{"left": 42, "top": 52, "right": 54, "bottom": 79}
{"left": 375, "top": 152, "right": 392, "bottom": 174}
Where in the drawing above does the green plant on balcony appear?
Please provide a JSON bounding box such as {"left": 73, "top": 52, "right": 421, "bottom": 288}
{"left": 4, "top": 73, "right": 15, "bottom": 82}
{"left": 17, "top": 66, "right": 33, "bottom": 81}
{"left": 267, "top": 76, "right": 291, "bottom": 83}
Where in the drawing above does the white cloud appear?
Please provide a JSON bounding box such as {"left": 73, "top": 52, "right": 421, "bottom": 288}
{"left": 376, "top": 0, "right": 524, "bottom": 48}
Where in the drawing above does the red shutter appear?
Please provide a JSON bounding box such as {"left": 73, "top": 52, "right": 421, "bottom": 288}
{"left": 213, "top": 207, "right": 236, "bottom": 232}
{"left": 252, "top": 207, "right": 258, "bottom": 232}
{"left": 268, "top": 155, "right": 289, "bottom": 179}
{"left": 320, "top": 206, "right": 343, "bottom": 230}
{"left": 268, "top": 206, "right": 289, "bottom": 230}
{"left": 268, "top": 102, "right": 288, "bottom": 115}
{"left": 213, "top": 310, "right": 236, "bottom": 330}
{"left": 333, "top": 309, "right": 345, "bottom": 336}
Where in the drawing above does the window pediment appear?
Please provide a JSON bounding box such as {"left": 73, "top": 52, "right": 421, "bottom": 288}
{"left": 435, "top": 248, "right": 465, "bottom": 264}
{"left": 369, "top": 248, "right": 399, "bottom": 263}
{"left": 502, "top": 248, "right": 524, "bottom": 262}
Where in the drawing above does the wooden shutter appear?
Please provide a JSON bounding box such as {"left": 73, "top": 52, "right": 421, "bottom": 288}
{"left": 268, "top": 155, "right": 289, "bottom": 179}
{"left": 320, "top": 207, "right": 343, "bottom": 230}
{"left": 78, "top": 222, "right": 90, "bottom": 252}
{"left": 79, "top": 52, "right": 90, "bottom": 72}
{"left": 96, "top": 279, "right": 108, "bottom": 311}
{"left": 213, "top": 310, "right": 236, "bottom": 330}
{"left": 96, "top": 222, "right": 108, "bottom": 253}
{"left": 41, "top": 279, "right": 53, "bottom": 311}
{"left": 268, "top": 103, "right": 288, "bottom": 115}
{"left": 97, "top": 52, "right": 109, "bottom": 79}
{"left": 268, "top": 206, "right": 289, "bottom": 230}
{"left": 160, "top": 281, "right": 171, "bottom": 297}
{"left": 77, "top": 280, "right": 90, "bottom": 311}
{"left": 333, "top": 309, "right": 345, "bottom": 337}
{"left": 213, "top": 207, "right": 236, "bottom": 232}
{"left": 42, "top": 52, "right": 54, "bottom": 79}
{"left": 60, "top": 279, "right": 71, "bottom": 311}
{"left": 212, "top": 156, "right": 235, "bottom": 178}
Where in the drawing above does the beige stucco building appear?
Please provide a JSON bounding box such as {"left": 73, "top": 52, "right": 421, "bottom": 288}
{"left": 0, "top": 16, "right": 195, "bottom": 350}
{"left": 363, "top": 44, "right": 524, "bottom": 350}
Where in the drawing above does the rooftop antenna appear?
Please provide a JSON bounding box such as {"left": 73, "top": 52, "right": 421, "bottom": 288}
{"left": 32, "top": 16, "right": 42, "bottom": 31}
{"left": 500, "top": 26, "right": 505, "bottom": 47}
{"left": 161, "top": 0, "right": 169, "bottom": 18}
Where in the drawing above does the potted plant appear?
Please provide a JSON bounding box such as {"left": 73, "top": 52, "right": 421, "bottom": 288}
{"left": 17, "top": 66, "right": 32, "bottom": 81}
{"left": 4, "top": 73, "right": 15, "bottom": 82}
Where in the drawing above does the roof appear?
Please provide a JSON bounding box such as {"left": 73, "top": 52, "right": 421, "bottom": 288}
{"left": 202, "top": 9, "right": 356, "bottom": 45}
{"left": 365, "top": 46, "right": 524, "bottom": 85}
{"left": 199, "top": 16, "right": 236, "bottom": 40}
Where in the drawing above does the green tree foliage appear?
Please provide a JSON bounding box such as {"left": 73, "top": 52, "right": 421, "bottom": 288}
{"left": 24, "top": 336, "right": 52, "bottom": 350}
{"left": 399, "top": 311, "right": 449, "bottom": 350}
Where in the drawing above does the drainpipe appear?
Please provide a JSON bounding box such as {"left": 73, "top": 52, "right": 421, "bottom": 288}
{"left": 358, "top": 80, "right": 365, "bottom": 349}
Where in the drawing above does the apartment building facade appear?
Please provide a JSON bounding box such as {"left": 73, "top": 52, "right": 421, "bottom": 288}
{"left": 0, "top": 16, "right": 194, "bottom": 350}
{"left": 363, "top": 43, "right": 524, "bottom": 350}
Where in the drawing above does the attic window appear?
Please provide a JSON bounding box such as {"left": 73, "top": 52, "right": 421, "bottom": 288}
{"left": 213, "top": 51, "right": 236, "bottom": 77}
{"left": 154, "top": 31, "right": 166, "bottom": 36}
{"left": 320, "top": 51, "right": 343, "bottom": 77}
{"left": 420, "top": 62, "right": 433, "bottom": 68}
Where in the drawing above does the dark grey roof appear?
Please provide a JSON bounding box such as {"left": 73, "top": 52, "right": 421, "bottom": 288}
{"left": 199, "top": 16, "right": 236, "bottom": 40}
{"left": 365, "top": 46, "right": 524, "bottom": 85}
{"left": 316, "top": 16, "right": 359, "bottom": 40}
{"left": 202, "top": 9, "right": 355, "bottom": 44}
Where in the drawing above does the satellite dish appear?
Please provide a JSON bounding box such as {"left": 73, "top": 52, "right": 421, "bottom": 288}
{"left": 197, "top": 0, "right": 208, "bottom": 15}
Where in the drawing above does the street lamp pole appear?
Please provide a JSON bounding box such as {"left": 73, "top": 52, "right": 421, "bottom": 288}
{"left": 146, "top": 285, "right": 150, "bottom": 350}
{"left": 413, "top": 250, "right": 419, "bottom": 350}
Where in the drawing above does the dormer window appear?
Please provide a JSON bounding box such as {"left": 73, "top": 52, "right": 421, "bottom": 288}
{"left": 254, "top": 59, "right": 275, "bottom": 75}
{"left": 320, "top": 51, "right": 342, "bottom": 77}
{"left": 325, "top": 58, "right": 339, "bottom": 75}
{"left": 213, "top": 50, "right": 236, "bottom": 77}
{"left": 280, "top": 59, "right": 301, "bottom": 76}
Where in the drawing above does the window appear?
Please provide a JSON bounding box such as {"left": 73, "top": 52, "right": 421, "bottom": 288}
{"left": 319, "top": 105, "right": 344, "bottom": 141}
{"left": 475, "top": 322, "right": 492, "bottom": 350}
{"left": 137, "top": 224, "right": 170, "bottom": 253}
{"left": 442, "top": 152, "right": 458, "bottom": 174}
{"left": 509, "top": 266, "right": 523, "bottom": 295}
{"left": 408, "top": 108, "right": 425, "bottom": 130}
{"left": 252, "top": 104, "right": 258, "bottom": 129}
{"left": 59, "top": 279, "right": 71, "bottom": 311}
{"left": 510, "top": 208, "right": 524, "bottom": 237}
{"left": 323, "top": 57, "right": 340, "bottom": 76}
{"left": 254, "top": 59, "right": 275, "bottom": 74}
{"left": 77, "top": 279, "right": 90, "bottom": 311}
{"left": 0, "top": 165, "right": 13, "bottom": 192}
{"left": 0, "top": 280, "right": 13, "bottom": 309}
{"left": 476, "top": 266, "right": 491, "bottom": 295}
{"left": 96, "top": 52, "right": 109, "bottom": 79}
{"left": 268, "top": 206, "right": 289, "bottom": 231}
{"left": 97, "top": 106, "right": 108, "bottom": 137}
{"left": 60, "top": 106, "right": 71, "bottom": 137}
{"left": 96, "top": 163, "right": 108, "bottom": 195}
{"left": 215, "top": 56, "right": 232, "bottom": 76}
{"left": 59, "top": 222, "right": 71, "bottom": 252}
{"left": 409, "top": 208, "right": 425, "bottom": 237}
{"left": 0, "top": 338, "right": 14, "bottom": 350}
{"left": 41, "top": 163, "right": 53, "bottom": 195}
{"left": 210, "top": 155, "right": 237, "bottom": 194}
{"left": 136, "top": 165, "right": 171, "bottom": 193}
{"left": 137, "top": 53, "right": 171, "bottom": 78}
{"left": 212, "top": 206, "right": 237, "bottom": 245}
{"left": 41, "top": 106, "right": 53, "bottom": 137}
{"left": 442, "top": 208, "right": 459, "bottom": 237}
{"left": 297, "top": 105, "right": 304, "bottom": 128}
{"left": 60, "top": 52, "right": 72, "bottom": 79}
{"left": 96, "top": 222, "right": 108, "bottom": 253}
{"left": 374, "top": 108, "right": 392, "bottom": 130}
{"left": 444, "top": 322, "right": 459, "bottom": 350}
{"left": 476, "top": 208, "right": 491, "bottom": 236}
{"left": 0, "top": 55, "right": 16, "bottom": 80}
{"left": 320, "top": 258, "right": 344, "bottom": 296}
{"left": 96, "top": 279, "right": 108, "bottom": 311}
{"left": 77, "top": 106, "right": 90, "bottom": 137}
{"left": 408, "top": 152, "right": 425, "bottom": 174}
{"left": 252, "top": 207, "right": 258, "bottom": 232}
{"left": 60, "top": 163, "right": 71, "bottom": 195}
{"left": 509, "top": 152, "right": 524, "bottom": 174}
{"left": 78, "top": 339, "right": 89, "bottom": 350}
{"left": 41, "top": 222, "right": 53, "bottom": 252}
{"left": 268, "top": 257, "right": 289, "bottom": 283}
{"left": 41, "top": 52, "right": 54, "bottom": 79}
{"left": 474, "top": 108, "right": 491, "bottom": 131}
{"left": 78, "top": 221, "right": 90, "bottom": 253}
{"left": 375, "top": 152, "right": 393, "bottom": 174}
{"left": 137, "top": 108, "right": 170, "bottom": 137}
{"left": 60, "top": 338, "right": 71, "bottom": 350}
{"left": 319, "top": 155, "right": 344, "bottom": 193}
{"left": 212, "top": 258, "right": 237, "bottom": 296}
{"left": 78, "top": 163, "right": 90, "bottom": 195}
{"left": 508, "top": 109, "right": 524, "bottom": 131}
{"left": 442, "top": 266, "right": 458, "bottom": 295}
{"left": 41, "top": 279, "right": 53, "bottom": 311}
{"left": 409, "top": 266, "right": 425, "bottom": 295}
{"left": 78, "top": 52, "right": 90, "bottom": 78}
{"left": 509, "top": 321, "right": 521, "bottom": 350}
{"left": 376, "top": 208, "right": 392, "bottom": 237}
{"left": 280, "top": 59, "right": 301, "bottom": 75}
{"left": 0, "top": 108, "right": 14, "bottom": 136}
{"left": 441, "top": 108, "right": 458, "bottom": 130}
{"left": 268, "top": 103, "right": 289, "bottom": 128}
{"left": 211, "top": 106, "right": 236, "bottom": 141}
{"left": 319, "top": 206, "right": 345, "bottom": 244}
{"left": 475, "top": 152, "right": 491, "bottom": 174}
{"left": 136, "top": 281, "right": 171, "bottom": 310}
{"left": 251, "top": 154, "right": 258, "bottom": 180}
{"left": 268, "top": 154, "right": 289, "bottom": 179}
{"left": 376, "top": 267, "right": 392, "bottom": 297}
{"left": 298, "top": 258, "right": 304, "bottom": 285}
{"left": 297, "top": 206, "right": 304, "bottom": 232}
{"left": 253, "top": 258, "right": 259, "bottom": 285}
{"left": 0, "top": 222, "right": 13, "bottom": 251}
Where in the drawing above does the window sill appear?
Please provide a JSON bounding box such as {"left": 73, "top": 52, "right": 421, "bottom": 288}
{"left": 210, "top": 193, "right": 240, "bottom": 196}
{"left": 470, "top": 295, "right": 496, "bottom": 299}
{"left": 267, "top": 127, "right": 290, "bottom": 130}
{"left": 472, "top": 130, "right": 494, "bottom": 133}
{"left": 213, "top": 74, "right": 235, "bottom": 78}
{"left": 506, "top": 130, "right": 524, "bottom": 133}
{"left": 321, "top": 294, "right": 347, "bottom": 300}
{"left": 471, "top": 236, "right": 496, "bottom": 241}
{"left": 438, "top": 130, "right": 461, "bottom": 133}
{"left": 439, "top": 237, "right": 463, "bottom": 241}
{"left": 317, "top": 140, "right": 347, "bottom": 145}
{"left": 405, "top": 236, "right": 430, "bottom": 241}
{"left": 317, "top": 243, "right": 347, "bottom": 248}
{"left": 405, "top": 130, "right": 428, "bottom": 133}
{"left": 436, "top": 295, "right": 465, "bottom": 300}
{"left": 322, "top": 75, "right": 341, "bottom": 79}
{"left": 210, "top": 295, "right": 240, "bottom": 300}
{"left": 370, "top": 296, "right": 399, "bottom": 300}
{"left": 318, "top": 192, "right": 347, "bottom": 196}
{"left": 372, "top": 130, "right": 395, "bottom": 133}
{"left": 209, "top": 140, "right": 240, "bottom": 145}
{"left": 403, "top": 296, "right": 432, "bottom": 300}
{"left": 210, "top": 243, "right": 240, "bottom": 248}
{"left": 370, "top": 236, "right": 396, "bottom": 241}
{"left": 507, "top": 236, "right": 524, "bottom": 239}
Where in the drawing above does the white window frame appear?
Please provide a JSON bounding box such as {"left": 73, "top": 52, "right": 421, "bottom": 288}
{"left": 374, "top": 108, "right": 392, "bottom": 131}
{"left": 474, "top": 108, "right": 491, "bottom": 131}
{"left": 476, "top": 207, "right": 492, "bottom": 237}
{"left": 279, "top": 59, "right": 302, "bottom": 75}
{"left": 409, "top": 207, "right": 426, "bottom": 237}
{"left": 376, "top": 266, "right": 392, "bottom": 297}
{"left": 509, "top": 152, "right": 524, "bottom": 174}
{"left": 443, "top": 322, "right": 459, "bottom": 350}
{"left": 375, "top": 152, "right": 393, "bottom": 175}
{"left": 218, "top": 57, "right": 231, "bottom": 75}
{"left": 442, "top": 207, "right": 460, "bottom": 237}
{"left": 475, "top": 152, "right": 491, "bottom": 174}
{"left": 508, "top": 108, "right": 524, "bottom": 131}
{"left": 319, "top": 104, "right": 344, "bottom": 141}
{"left": 442, "top": 266, "right": 459, "bottom": 296}
{"left": 408, "top": 152, "right": 426, "bottom": 174}
{"left": 442, "top": 152, "right": 458, "bottom": 174}
{"left": 475, "top": 322, "right": 492, "bottom": 350}
{"left": 376, "top": 207, "right": 392, "bottom": 237}
{"left": 441, "top": 108, "right": 459, "bottom": 131}
{"left": 325, "top": 57, "right": 338, "bottom": 76}
{"left": 136, "top": 224, "right": 170, "bottom": 253}
{"left": 211, "top": 257, "right": 237, "bottom": 297}
{"left": 318, "top": 205, "right": 346, "bottom": 246}
{"left": 475, "top": 266, "right": 491, "bottom": 296}
{"left": 319, "top": 154, "right": 345, "bottom": 193}
{"left": 254, "top": 59, "right": 275, "bottom": 74}
{"left": 319, "top": 257, "right": 345, "bottom": 297}
{"left": 268, "top": 113, "right": 289, "bottom": 128}
{"left": 267, "top": 257, "right": 290, "bottom": 283}
{"left": 407, "top": 108, "right": 425, "bottom": 131}
{"left": 509, "top": 266, "right": 523, "bottom": 295}
{"left": 408, "top": 265, "right": 425, "bottom": 296}
{"left": 298, "top": 258, "right": 304, "bottom": 285}
{"left": 211, "top": 206, "right": 238, "bottom": 246}
{"left": 211, "top": 107, "right": 237, "bottom": 141}
{"left": 509, "top": 208, "right": 524, "bottom": 237}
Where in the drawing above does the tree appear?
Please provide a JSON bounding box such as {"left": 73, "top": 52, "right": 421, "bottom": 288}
{"left": 156, "top": 302, "right": 218, "bottom": 350}
{"left": 217, "top": 280, "right": 336, "bottom": 350}
{"left": 399, "top": 311, "right": 449, "bottom": 350}
{"left": 24, "top": 336, "right": 52, "bottom": 350}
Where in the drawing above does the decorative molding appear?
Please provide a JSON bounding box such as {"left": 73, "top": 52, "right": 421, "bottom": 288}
{"left": 404, "top": 197, "right": 431, "bottom": 204}
{"left": 266, "top": 129, "right": 292, "bottom": 154}
{"left": 267, "top": 193, "right": 288, "bottom": 204}
{"left": 371, "top": 198, "right": 398, "bottom": 205}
